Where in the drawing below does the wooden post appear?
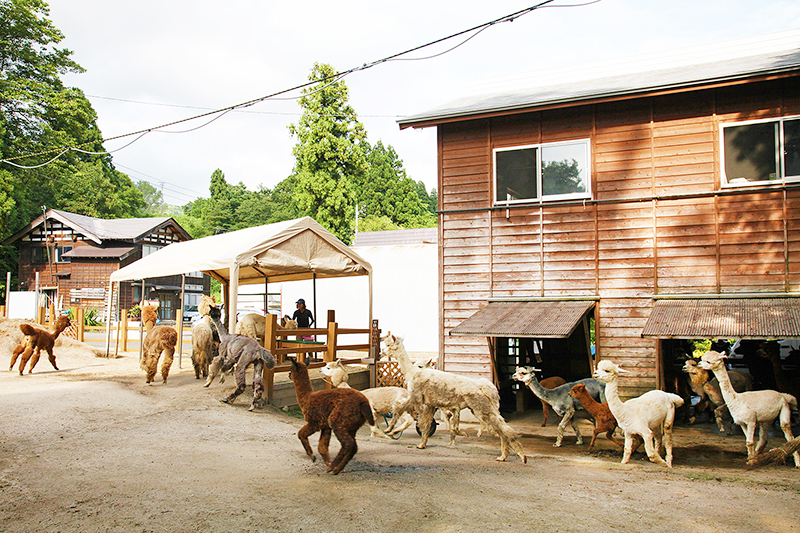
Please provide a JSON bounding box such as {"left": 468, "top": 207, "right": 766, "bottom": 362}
{"left": 77, "top": 308, "right": 84, "bottom": 342}
{"left": 324, "top": 321, "right": 338, "bottom": 390}
{"left": 4, "top": 271, "right": 10, "bottom": 318}
{"left": 175, "top": 305, "right": 183, "bottom": 368}
{"left": 48, "top": 304, "right": 55, "bottom": 325}
{"left": 327, "top": 309, "right": 335, "bottom": 326}
{"left": 121, "top": 309, "right": 129, "bottom": 351}
{"left": 370, "top": 319, "right": 379, "bottom": 388}
{"left": 38, "top": 306, "right": 45, "bottom": 324}
{"left": 263, "top": 313, "right": 278, "bottom": 402}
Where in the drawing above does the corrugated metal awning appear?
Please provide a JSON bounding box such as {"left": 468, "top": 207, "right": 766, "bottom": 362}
{"left": 641, "top": 298, "right": 800, "bottom": 339}
{"left": 449, "top": 300, "right": 595, "bottom": 338}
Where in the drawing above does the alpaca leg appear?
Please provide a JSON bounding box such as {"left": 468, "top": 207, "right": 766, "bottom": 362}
{"left": 204, "top": 355, "right": 224, "bottom": 387}
{"left": 743, "top": 423, "right": 758, "bottom": 459}
{"left": 606, "top": 427, "right": 625, "bottom": 449}
{"left": 642, "top": 433, "right": 669, "bottom": 468}
{"left": 143, "top": 354, "right": 159, "bottom": 384}
{"left": 46, "top": 347, "right": 58, "bottom": 370}
{"left": 389, "top": 412, "right": 416, "bottom": 435}
{"left": 555, "top": 409, "right": 575, "bottom": 447}
{"left": 369, "top": 409, "right": 392, "bottom": 440}
{"left": 589, "top": 428, "right": 600, "bottom": 450}
{"left": 570, "top": 417, "right": 583, "bottom": 445}
{"left": 778, "top": 408, "right": 800, "bottom": 467}
{"left": 27, "top": 348, "right": 42, "bottom": 373}
{"left": 297, "top": 425, "right": 316, "bottom": 462}
{"left": 714, "top": 405, "right": 727, "bottom": 433}
{"left": 447, "top": 410, "right": 461, "bottom": 446}
{"left": 487, "top": 412, "right": 526, "bottom": 463}
{"left": 160, "top": 348, "right": 174, "bottom": 384}
{"left": 416, "top": 406, "right": 437, "bottom": 449}
{"left": 329, "top": 427, "right": 357, "bottom": 474}
{"left": 221, "top": 366, "right": 247, "bottom": 404}
{"left": 541, "top": 402, "right": 550, "bottom": 427}
{"left": 621, "top": 434, "right": 634, "bottom": 464}
{"left": 249, "top": 361, "right": 264, "bottom": 411}
{"left": 10, "top": 344, "right": 25, "bottom": 372}
{"left": 18, "top": 347, "right": 34, "bottom": 375}
{"left": 663, "top": 406, "right": 676, "bottom": 467}
{"left": 755, "top": 422, "right": 771, "bottom": 455}
{"left": 318, "top": 428, "right": 333, "bottom": 467}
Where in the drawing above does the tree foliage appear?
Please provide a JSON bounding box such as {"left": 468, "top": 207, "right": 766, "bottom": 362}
{"left": 0, "top": 0, "right": 144, "bottom": 276}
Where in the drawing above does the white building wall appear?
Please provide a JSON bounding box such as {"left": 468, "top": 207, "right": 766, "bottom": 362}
{"left": 238, "top": 243, "right": 438, "bottom": 352}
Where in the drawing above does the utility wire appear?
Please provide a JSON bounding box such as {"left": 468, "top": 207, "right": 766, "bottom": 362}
{"left": 1, "top": 0, "right": 593, "bottom": 168}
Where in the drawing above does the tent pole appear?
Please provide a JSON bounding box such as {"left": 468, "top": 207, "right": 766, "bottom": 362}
{"left": 312, "top": 273, "right": 317, "bottom": 334}
{"left": 228, "top": 262, "right": 239, "bottom": 334}
{"left": 368, "top": 271, "right": 373, "bottom": 325}
{"left": 178, "top": 274, "right": 185, "bottom": 368}
{"left": 104, "top": 280, "right": 113, "bottom": 357}
{"left": 139, "top": 280, "right": 145, "bottom": 362}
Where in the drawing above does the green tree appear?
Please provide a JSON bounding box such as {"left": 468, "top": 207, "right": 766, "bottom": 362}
{"left": 289, "top": 63, "right": 367, "bottom": 243}
{"left": 137, "top": 181, "right": 166, "bottom": 216}
{"left": 542, "top": 159, "right": 584, "bottom": 195}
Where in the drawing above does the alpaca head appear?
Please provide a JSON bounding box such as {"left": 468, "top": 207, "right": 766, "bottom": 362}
{"left": 511, "top": 366, "right": 541, "bottom": 384}
{"left": 568, "top": 383, "right": 587, "bottom": 398}
{"left": 289, "top": 357, "right": 309, "bottom": 382}
{"left": 757, "top": 341, "right": 780, "bottom": 362}
{"left": 682, "top": 358, "right": 701, "bottom": 375}
{"left": 281, "top": 316, "right": 298, "bottom": 329}
{"left": 141, "top": 305, "right": 158, "bottom": 330}
{"left": 698, "top": 350, "right": 726, "bottom": 371}
{"left": 54, "top": 315, "right": 71, "bottom": 332}
{"left": 321, "top": 360, "right": 349, "bottom": 387}
{"left": 380, "top": 332, "right": 404, "bottom": 356}
{"left": 413, "top": 357, "right": 435, "bottom": 369}
{"left": 593, "top": 360, "right": 628, "bottom": 383}
{"left": 198, "top": 295, "right": 217, "bottom": 317}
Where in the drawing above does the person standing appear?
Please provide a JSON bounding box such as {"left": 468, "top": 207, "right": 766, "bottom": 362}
{"left": 292, "top": 298, "right": 314, "bottom": 341}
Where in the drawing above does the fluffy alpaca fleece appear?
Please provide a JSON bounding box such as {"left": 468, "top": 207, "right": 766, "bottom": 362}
{"left": 594, "top": 360, "right": 684, "bottom": 468}
{"left": 382, "top": 333, "right": 526, "bottom": 463}
{"left": 699, "top": 350, "right": 799, "bottom": 467}
{"left": 682, "top": 359, "right": 752, "bottom": 432}
{"left": 141, "top": 304, "right": 158, "bottom": 331}
{"left": 290, "top": 358, "right": 375, "bottom": 474}
{"left": 9, "top": 315, "right": 71, "bottom": 374}
{"left": 569, "top": 383, "right": 626, "bottom": 450}
{"left": 197, "top": 295, "right": 217, "bottom": 318}
{"left": 235, "top": 314, "right": 297, "bottom": 342}
{"left": 321, "top": 360, "right": 415, "bottom": 439}
{"left": 205, "top": 308, "right": 276, "bottom": 411}
{"left": 141, "top": 315, "right": 178, "bottom": 385}
{"left": 191, "top": 318, "right": 218, "bottom": 379}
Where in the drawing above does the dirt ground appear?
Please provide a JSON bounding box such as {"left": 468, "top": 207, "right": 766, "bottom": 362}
{"left": 1, "top": 322, "right": 799, "bottom": 533}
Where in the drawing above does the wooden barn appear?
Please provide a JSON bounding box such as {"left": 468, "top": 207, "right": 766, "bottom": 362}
{"left": 4, "top": 209, "right": 209, "bottom": 320}
{"left": 399, "top": 32, "right": 800, "bottom": 406}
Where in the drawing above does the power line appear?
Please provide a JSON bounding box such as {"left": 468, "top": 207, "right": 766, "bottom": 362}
{"left": 1, "top": 0, "right": 595, "bottom": 168}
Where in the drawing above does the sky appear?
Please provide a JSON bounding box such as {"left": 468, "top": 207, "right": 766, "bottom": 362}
{"left": 44, "top": 0, "right": 800, "bottom": 207}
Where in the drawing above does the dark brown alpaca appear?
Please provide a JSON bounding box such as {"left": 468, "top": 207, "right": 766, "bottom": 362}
{"left": 569, "top": 383, "right": 626, "bottom": 450}
{"left": 759, "top": 341, "right": 800, "bottom": 400}
{"left": 288, "top": 358, "right": 375, "bottom": 474}
{"left": 10, "top": 315, "right": 72, "bottom": 375}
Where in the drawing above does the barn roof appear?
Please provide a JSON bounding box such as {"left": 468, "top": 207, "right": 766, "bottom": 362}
{"left": 449, "top": 300, "right": 595, "bottom": 338}
{"left": 399, "top": 30, "right": 800, "bottom": 129}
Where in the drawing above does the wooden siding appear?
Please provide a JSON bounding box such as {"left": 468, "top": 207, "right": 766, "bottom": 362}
{"left": 438, "top": 76, "right": 800, "bottom": 393}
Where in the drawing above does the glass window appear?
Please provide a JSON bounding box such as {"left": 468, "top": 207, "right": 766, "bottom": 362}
{"left": 722, "top": 116, "right": 800, "bottom": 185}
{"left": 494, "top": 140, "right": 591, "bottom": 204}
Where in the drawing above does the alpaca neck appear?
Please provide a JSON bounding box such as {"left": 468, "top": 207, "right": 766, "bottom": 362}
{"left": 210, "top": 317, "right": 229, "bottom": 338}
{"left": 603, "top": 378, "right": 625, "bottom": 414}
{"left": 766, "top": 354, "right": 786, "bottom": 386}
{"left": 576, "top": 390, "right": 598, "bottom": 409}
{"left": 390, "top": 341, "right": 414, "bottom": 376}
{"left": 290, "top": 368, "right": 313, "bottom": 412}
{"left": 53, "top": 322, "right": 68, "bottom": 339}
{"left": 709, "top": 364, "right": 738, "bottom": 405}
{"left": 523, "top": 373, "right": 552, "bottom": 401}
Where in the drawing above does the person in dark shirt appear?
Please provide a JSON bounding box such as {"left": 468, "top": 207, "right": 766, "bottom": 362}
{"left": 292, "top": 299, "right": 314, "bottom": 340}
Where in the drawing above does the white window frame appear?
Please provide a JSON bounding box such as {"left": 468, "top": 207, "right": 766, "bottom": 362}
{"left": 493, "top": 138, "right": 592, "bottom": 205}
{"left": 720, "top": 115, "right": 800, "bottom": 187}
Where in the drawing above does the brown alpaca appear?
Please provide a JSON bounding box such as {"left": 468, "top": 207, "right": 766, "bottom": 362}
{"left": 140, "top": 305, "right": 178, "bottom": 384}
{"left": 569, "top": 383, "right": 626, "bottom": 450}
{"left": 540, "top": 376, "right": 568, "bottom": 427}
{"left": 289, "top": 358, "right": 375, "bottom": 474}
{"left": 759, "top": 341, "right": 800, "bottom": 400}
{"left": 10, "top": 316, "right": 72, "bottom": 375}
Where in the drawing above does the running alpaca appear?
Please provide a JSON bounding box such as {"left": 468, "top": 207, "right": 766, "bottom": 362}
{"left": 140, "top": 305, "right": 178, "bottom": 385}
{"left": 593, "top": 360, "right": 684, "bottom": 468}
{"left": 205, "top": 307, "right": 276, "bottom": 411}
{"left": 511, "top": 366, "right": 606, "bottom": 447}
{"left": 540, "top": 376, "right": 568, "bottom": 427}
{"left": 289, "top": 358, "right": 375, "bottom": 474}
{"left": 191, "top": 296, "right": 220, "bottom": 380}
{"left": 699, "top": 350, "right": 799, "bottom": 467}
{"left": 382, "top": 333, "right": 526, "bottom": 463}
{"left": 9, "top": 315, "right": 72, "bottom": 374}
{"left": 682, "top": 359, "right": 752, "bottom": 433}
{"left": 569, "top": 383, "right": 625, "bottom": 450}
{"left": 321, "top": 360, "right": 415, "bottom": 439}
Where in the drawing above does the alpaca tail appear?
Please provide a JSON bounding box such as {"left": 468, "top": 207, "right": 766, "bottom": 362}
{"left": 361, "top": 399, "right": 375, "bottom": 427}
{"left": 259, "top": 348, "right": 276, "bottom": 369}
{"left": 19, "top": 323, "right": 37, "bottom": 336}
{"left": 782, "top": 393, "right": 798, "bottom": 411}
{"left": 668, "top": 392, "right": 685, "bottom": 408}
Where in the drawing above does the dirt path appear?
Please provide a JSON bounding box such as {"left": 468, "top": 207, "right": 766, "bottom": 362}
{"left": 1, "top": 345, "right": 799, "bottom": 533}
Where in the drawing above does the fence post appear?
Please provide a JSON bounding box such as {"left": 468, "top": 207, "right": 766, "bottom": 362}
{"left": 37, "top": 306, "right": 45, "bottom": 324}
{"left": 121, "top": 309, "right": 128, "bottom": 351}
{"left": 48, "top": 304, "right": 55, "bottom": 325}
{"left": 77, "top": 308, "right": 84, "bottom": 342}
{"left": 370, "top": 319, "right": 380, "bottom": 388}
{"left": 264, "top": 313, "right": 278, "bottom": 402}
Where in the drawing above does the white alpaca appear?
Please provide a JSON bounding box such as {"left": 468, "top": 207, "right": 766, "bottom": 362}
{"left": 382, "top": 333, "right": 526, "bottom": 463}
{"left": 682, "top": 359, "right": 752, "bottom": 433}
{"left": 593, "top": 360, "right": 684, "bottom": 468}
{"left": 235, "top": 314, "right": 297, "bottom": 341}
{"left": 320, "top": 360, "right": 416, "bottom": 439}
{"left": 698, "top": 351, "right": 799, "bottom": 467}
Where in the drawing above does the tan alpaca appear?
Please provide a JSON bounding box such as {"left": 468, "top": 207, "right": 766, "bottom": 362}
{"left": 140, "top": 305, "right": 178, "bottom": 385}
{"left": 10, "top": 315, "right": 72, "bottom": 374}
{"left": 235, "top": 313, "right": 297, "bottom": 342}
{"left": 192, "top": 297, "right": 219, "bottom": 379}
{"left": 321, "top": 360, "right": 416, "bottom": 439}
{"left": 382, "top": 333, "right": 526, "bottom": 463}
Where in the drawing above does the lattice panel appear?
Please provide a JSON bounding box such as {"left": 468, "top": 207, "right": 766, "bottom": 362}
{"left": 376, "top": 360, "right": 405, "bottom": 388}
{"left": 62, "top": 323, "right": 78, "bottom": 340}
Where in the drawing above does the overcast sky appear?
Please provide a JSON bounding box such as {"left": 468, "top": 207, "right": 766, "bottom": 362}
{"left": 45, "top": 0, "right": 800, "bottom": 206}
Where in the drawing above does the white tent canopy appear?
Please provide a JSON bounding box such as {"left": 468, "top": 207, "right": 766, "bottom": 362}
{"left": 109, "top": 217, "right": 373, "bottom": 335}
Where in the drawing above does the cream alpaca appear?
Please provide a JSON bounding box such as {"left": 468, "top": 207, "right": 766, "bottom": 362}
{"left": 699, "top": 351, "right": 799, "bottom": 467}
{"left": 382, "top": 333, "right": 526, "bottom": 463}
{"left": 594, "top": 360, "right": 684, "bottom": 468}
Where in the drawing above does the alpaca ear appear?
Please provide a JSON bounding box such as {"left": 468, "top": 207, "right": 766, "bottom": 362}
{"left": 616, "top": 366, "right": 631, "bottom": 374}
{"left": 304, "top": 356, "right": 311, "bottom": 367}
